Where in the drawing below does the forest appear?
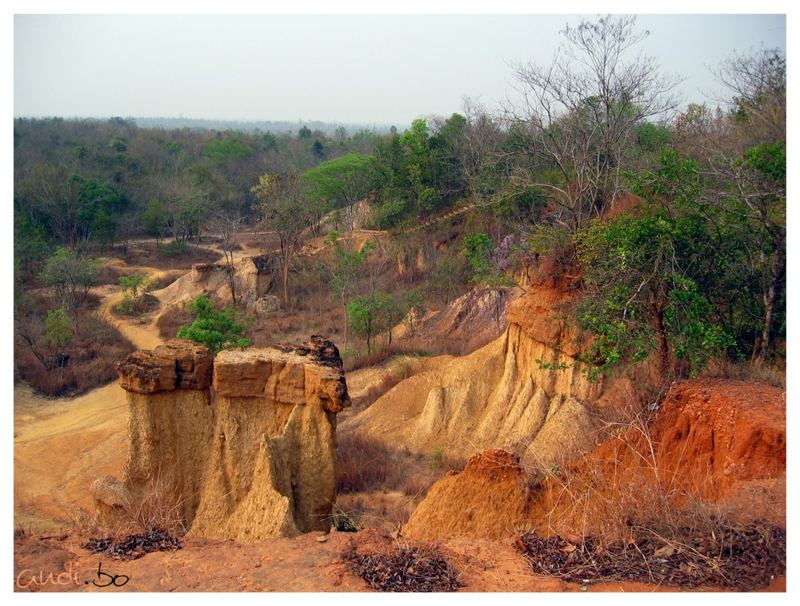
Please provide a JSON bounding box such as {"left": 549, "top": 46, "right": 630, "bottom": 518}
{"left": 13, "top": 16, "right": 785, "bottom": 397}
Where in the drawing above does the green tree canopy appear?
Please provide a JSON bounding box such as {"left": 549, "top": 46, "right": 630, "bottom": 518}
{"left": 346, "top": 292, "right": 400, "bottom": 354}
{"left": 301, "top": 153, "right": 374, "bottom": 226}
{"left": 176, "top": 294, "right": 251, "bottom": 355}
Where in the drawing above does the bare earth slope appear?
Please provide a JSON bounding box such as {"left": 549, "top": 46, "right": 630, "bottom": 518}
{"left": 341, "top": 276, "right": 629, "bottom": 467}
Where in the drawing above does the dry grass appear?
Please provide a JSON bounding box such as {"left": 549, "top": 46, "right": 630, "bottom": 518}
{"left": 245, "top": 305, "right": 344, "bottom": 348}
{"left": 513, "top": 404, "right": 786, "bottom": 589}
{"left": 702, "top": 358, "right": 785, "bottom": 388}
{"left": 523, "top": 403, "right": 779, "bottom": 548}
{"left": 120, "top": 242, "right": 220, "bottom": 270}
{"left": 126, "top": 477, "right": 189, "bottom": 537}
{"left": 335, "top": 432, "right": 464, "bottom": 532}
{"left": 156, "top": 304, "right": 193, "bottom": 340}
{"left": 94, "top": 263, "right": 124, "bottom": 286}
{"left": 69, "top": 475, "right": 189, "bottom": 543}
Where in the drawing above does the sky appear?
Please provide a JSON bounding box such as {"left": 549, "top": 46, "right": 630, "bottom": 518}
{"left": 14, "top": 13, "right": 787, "bottom": 126}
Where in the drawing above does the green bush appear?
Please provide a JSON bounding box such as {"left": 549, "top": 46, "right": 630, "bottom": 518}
{"left": 176, "top": 294, "right": 251, "bottom": 354}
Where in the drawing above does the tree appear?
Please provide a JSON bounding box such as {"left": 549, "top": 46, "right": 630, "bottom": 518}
{"left": 39, "top": 247, "right": 98, "bottom": 311}
{"left": 301, "top": 153, "right": 374, "bottom": 230}
{"left": 322, "top": 231, "right": 370, "bottom": 347}
{"left": 208, "top": 210, "right": 246, "bottom": 306}
{"left": 154, "top": 174, "right": 209, "bottom": 243}
{"left": 142, "top": 199, "right": 169, "bottom": 247}
{"left": 251, "top": 173, "right": 315, "bottom": 309}
{"left": 673, "top": 49, "right": 785, "bottom": 364}
{"left": 116, "top": 273, "right": 151, "bottom": 315}
{"left": 448, "top": 98, "right": 506, "bottom": 202}
{"left": 119, "top": 273, "right": 147, "bottom": 300}
{"left": 577, "top": 155, "right": 733, "bottom": 379}
{"left": 504, "top": 15, "right": 680, "bottom": 236}
{"left": 346, "top": 292, "right": 399, "bottom": 355}
{"left": 177, "top": 294, "right": 251, "bottom": 355}
{"left": 44, "top": 307, "right": 73, "bottom": 381}
{"left": 708, "top": 49, "right": 785, "bottom": 364}
{"left": 427, "top": 252, "right": 468, "bottom": 305}
{"left": 17, "top": 306, "right": 74, "bottom": 380}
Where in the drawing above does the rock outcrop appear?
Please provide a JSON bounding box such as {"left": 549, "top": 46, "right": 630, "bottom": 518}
{"left": 156, "top": 253, "right": 279, "bottom": 315}
{"left": 391, "top": 286, "right": 522, "bottom": 355}
{"left": 403, "top": 450, "right": 534, "bottom": 541}
{"left": 92, "top": 337, "right": 350, "bottom": 542}
{"left": 404, "top": 379, "right": 786, "bottom": 541}
{"left": 342, "top": 277, "right": 623, "bottom": 468}
{"left": 589, "top": 379, "right": 786, "bottom": 502}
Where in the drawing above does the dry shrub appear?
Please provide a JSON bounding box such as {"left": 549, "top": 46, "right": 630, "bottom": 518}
{"left": 95, "top": 263, "right": 123, "bottom": 286}
{"left": 515, "top": 406, "right": 786, "bottom": 589}
{"left": 343, "top": 539, "right": 462, "bottom": 592}
{"left": 14, "top": 310, "right": 136, "bottom": 397}
{"left": 343, "top": 344, "right": 435, "bottom": 372}
{"left": 337, "top": 433, "right": 408, "bottom": 494}
{"left": 337, "top": 433, "right": 463, "bottom": 497}
{"left": 335, "top": 493, "right": 419, "bottom": 535}
{"left": 71, "top": 476, "right": 189, "bottom": 546}
{"left": 126, "top": 477, "right": 189, "bottom": 536}
{"left": 121, "top": 243, "right": 220, "bottom": 270}
{"left": 112, "top": 293, "right": 159, "bottom": 317}
{"left": 246, "top": 306, "right": 344, "bottom": 348}
{"left": 156, "top": 304, "right": 193, "bottom": 340}
{"left": 526, "top": 404, "right": 780, "bottom": 546}
{"left": 526, "top": 410, "right": 680, "bottom": 542}
{"left": 336, "top": 432, "right": 465, "bottom": 535}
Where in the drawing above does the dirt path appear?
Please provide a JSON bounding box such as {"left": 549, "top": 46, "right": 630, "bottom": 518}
{"left": 15, "top": 258, "right": 188, "bottom": 534}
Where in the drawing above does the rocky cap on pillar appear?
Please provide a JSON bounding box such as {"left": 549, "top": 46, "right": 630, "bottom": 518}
{"left": 115, "top": 339, "right": 213, "bottom": 393}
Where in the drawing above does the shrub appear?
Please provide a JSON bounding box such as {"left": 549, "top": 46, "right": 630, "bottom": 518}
{"left": 156, "top": 240, "right": 188, "bottom": 258}
{"left": 176, "top": 294, "right": 251, "bottom": 354}
{"left": 15, "top": 309, "right": 135, "bottom": 397}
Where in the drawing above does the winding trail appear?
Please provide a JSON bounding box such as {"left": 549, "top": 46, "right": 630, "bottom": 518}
{"left": 14, "top": 258, "right": 187, "bottom": 533}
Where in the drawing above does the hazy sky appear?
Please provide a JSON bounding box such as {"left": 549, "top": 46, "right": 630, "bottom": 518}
{"left": 14, "top": 14, "right": 786, "bottom": 125}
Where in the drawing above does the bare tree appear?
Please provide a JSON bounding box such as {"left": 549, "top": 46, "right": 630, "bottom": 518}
{"left": 712, "top": 48, "right": 786, "bottom": 145}
{"left": 451, "top": 97, "right": 507, "bottom": 202}
{"left": 503, "top": 15, "right": 681, "bottom": 234}
{"left": 251, "top": 173, "right": 315, "bottom": 310}
{"left": 208, "top": 210, "right": 246, "bottom": 306}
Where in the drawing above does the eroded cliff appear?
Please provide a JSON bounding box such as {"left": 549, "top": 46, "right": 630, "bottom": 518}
{"left": 91, "top": 337, "right": 350, "bottom": 542}
{"left": 403, "top": 378, "right": 786, "bottom": 541}
{"left": 341, "top": 274, "right": 635, "bottom": 467}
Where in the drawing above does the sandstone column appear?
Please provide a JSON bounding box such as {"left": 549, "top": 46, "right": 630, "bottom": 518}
{"left": 92, "top": 340, "right": 214, "bottom": 530}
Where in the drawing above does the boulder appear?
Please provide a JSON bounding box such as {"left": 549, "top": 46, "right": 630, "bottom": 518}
{"left": 115, "top": 350, "right": 177, "bottom": 394}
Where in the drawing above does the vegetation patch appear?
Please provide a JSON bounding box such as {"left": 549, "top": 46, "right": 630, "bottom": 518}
{"left": 515, "top": 522, "right": 785, "bottom": 590}
{"left": 343, "top": 540, "right": 462, "bottom": 592}
{"left": 82, "top": 528, "right": 181, "bottom": 561}
{"left": 15, "top": 308, "right": 136, "bottom": 397}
